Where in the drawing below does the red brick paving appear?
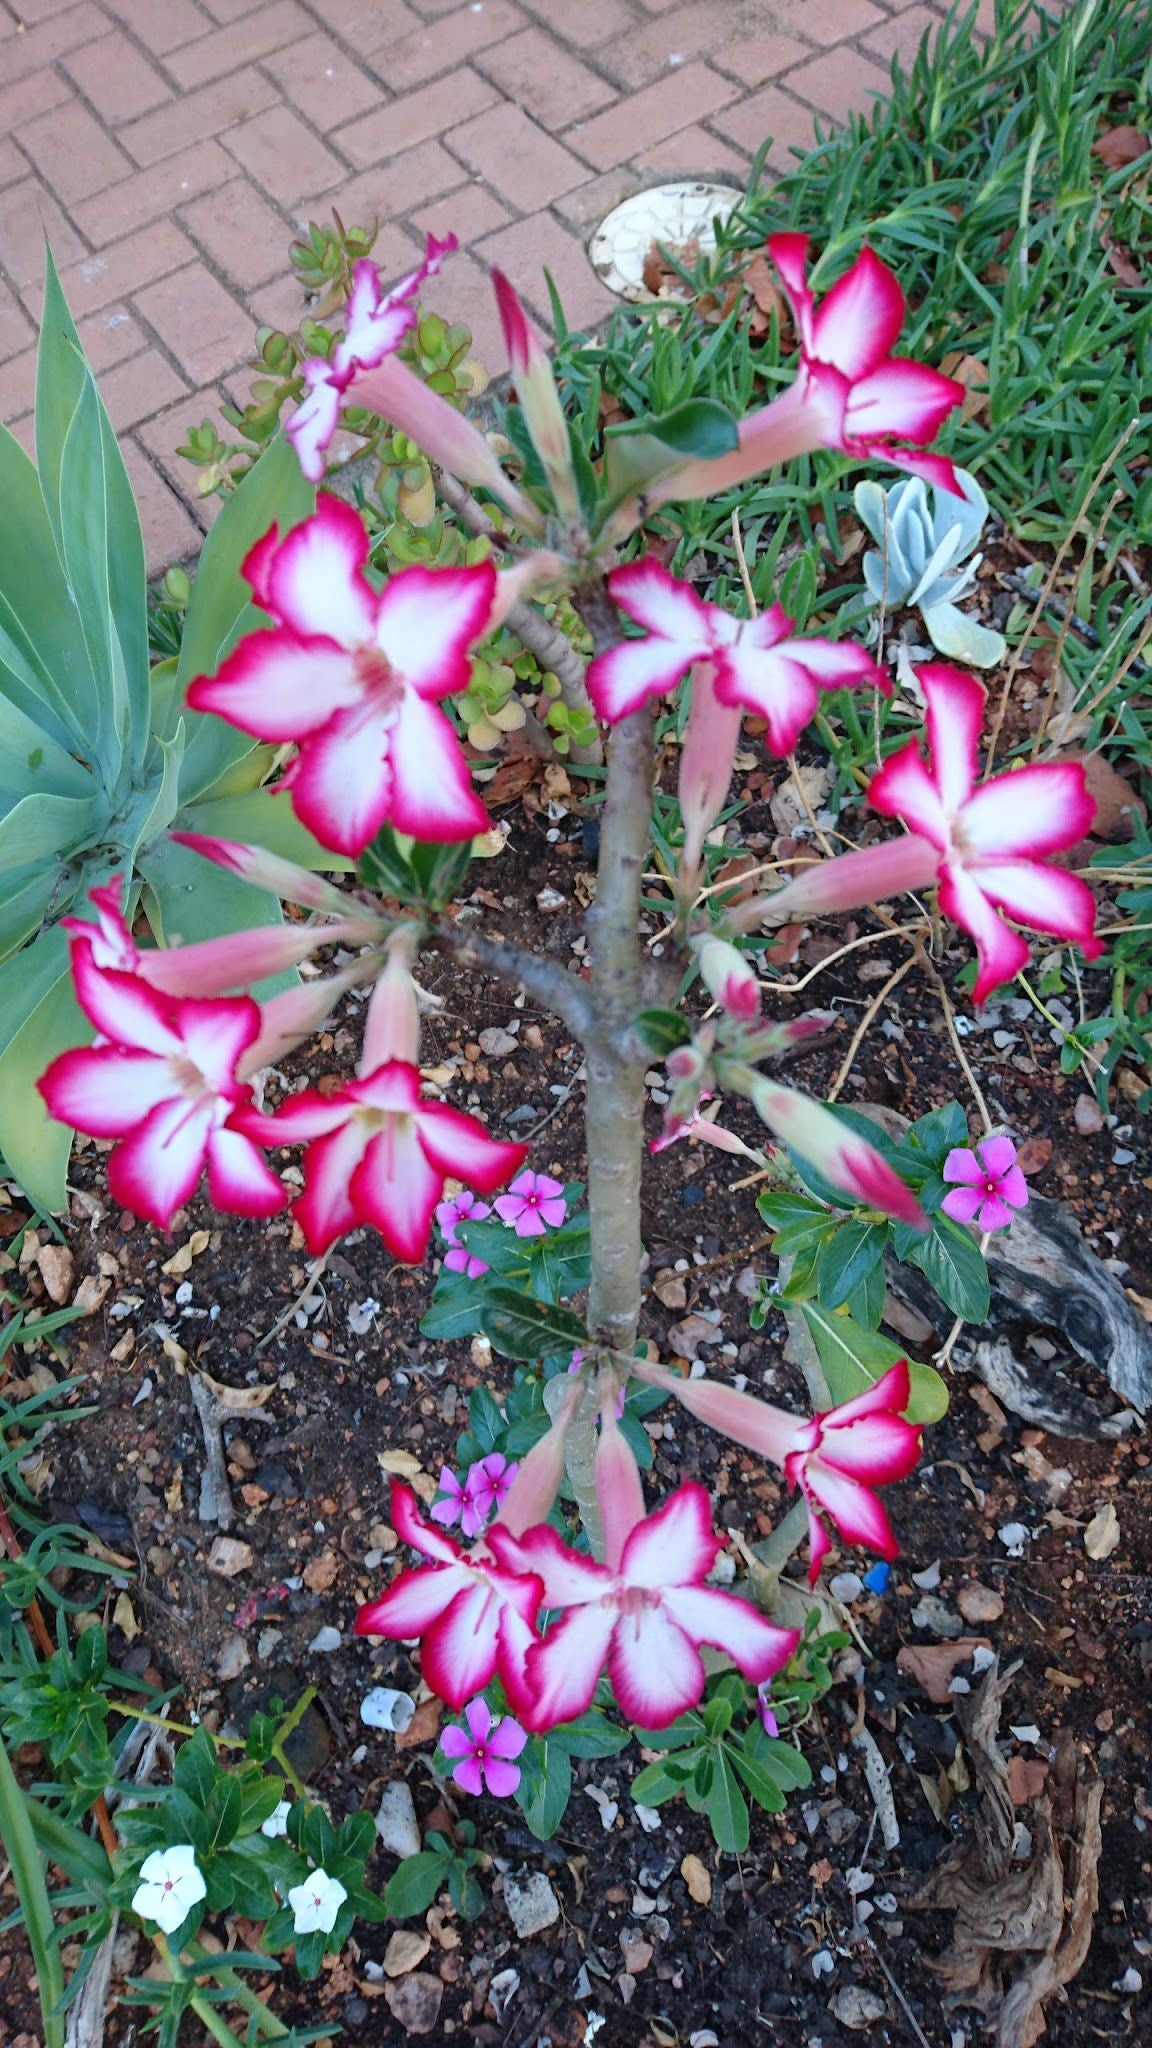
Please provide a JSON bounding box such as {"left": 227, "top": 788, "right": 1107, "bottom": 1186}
{"left": 1, "top": 0, "right": 974, "bottom": 572}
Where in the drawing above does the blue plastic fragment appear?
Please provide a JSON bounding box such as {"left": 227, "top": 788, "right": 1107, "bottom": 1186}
{"left": 862, "top": 1562, "right": 891, "bottom": 1595}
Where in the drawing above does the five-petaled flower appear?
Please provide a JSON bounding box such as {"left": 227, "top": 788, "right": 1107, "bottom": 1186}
{"left": 440, "top": 1696, "right": 527, "bottom": 1796}
{"left": 490, "top": 1484, "right": 798, "bottom": 1731}
{"left": 588, "top": 557, "right": 883, "bottom": 748}
{"left": 942, "top": 1134, "right": 1028, "bottom": 1232}
{"left": 286, "top": 237, "right": 455, "bottom": 480}
{"left": 436, "top": 1189, "right": 491, "bottom": 1277}
{"left": 233, "top": 1060, "right": 526, "bottom": 1260}
{"left": 287, "top": 1869, "right": 348, "bottom": 1936}
{"left": 469, "top": 1452, "right": 519, "bottom": 1524}
{"left": 187, "top": 494, "right": 495, "bottom": 858}
{"left": 131, "top": 1845, "right": 207, "bottom": 1934}
{"left": 356, "top": 1480, "right": 543, "bottom": 1710}
{"left": 38, "top": 949, "right": 286, "bottom": 1232}
{"left": 493, "top": 1169, "right": 567, "bottom": 1237}
{"left": 869, "top": 664, "right": 1101, "bottom": 1004}
{"left": 430, "top": 1464, "right": 484, "bottom": 1538}
{"left": 261, "top": 1799, "right": 292, "bottom": 1839}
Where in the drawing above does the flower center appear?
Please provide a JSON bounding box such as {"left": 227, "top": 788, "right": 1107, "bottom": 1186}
{"left": 354, "top": 644, "right": 404, "bottom": 709}
{"left": 984, "top": 1177, "right": 999, "bottom": 1195}
{"left": 613, "top": 1584, "right": 659, "bottom": 1618}
{"left": 167, "top": 1053, "right": 210, "bottom": 1099}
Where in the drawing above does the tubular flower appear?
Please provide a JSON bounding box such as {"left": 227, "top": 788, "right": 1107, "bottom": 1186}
{"left": 693, "top": 934, "right": 760, "bottom": 1020}
{"left": 677, "top": 659, "right": 743, "bottom": 890}
{"left": 588, "top": 557, "right": 882, "bottom": 746}
{"left": 38, "top": 950, "right": 285, "bottom": 1230}
{"left": 187, "top": 495, "right": 495, "bottom": 858}
{"left": 492, "top": 269, "right": 581, "bottom": 522}
{"left": 355, "top": 1480, "right": 543, "bottom": 1710}
{"left": 233, "top": 1059, "right": 527, "bottom": 1259}
{"left": 628, "top": 1357, "right": 922, "bottom": 1584}
{"left": 942, "top": 1133, "right": 1028, "bottom": 1231}
{"left": 748, "top": 1078, "right": 927, "bottom": 1230}
{"left": 490, "top": 1484, "right": 798, "bottom": 1732}
{"left": 869, "top": 664, "right": 1101, "bottom": 1003}
{"left": 285, "top": 237, "right": 456, "bottom": 480}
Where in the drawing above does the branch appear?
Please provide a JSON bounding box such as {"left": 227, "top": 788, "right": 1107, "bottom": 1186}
{"left": 434, "top": 469, "right": 603, "bottom": 766}
{"left": 430, "top": 916, "right": 593, "bottom": 1038}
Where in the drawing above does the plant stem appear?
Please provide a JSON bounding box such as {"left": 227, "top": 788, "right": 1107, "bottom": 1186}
{"left": 433, "top": 469, "right": 603, "bottom": 766}
{"left": 430, "top": 916, "right": 593, "bottom": 1038}
{"left": 0, "top": 1730, "right": 65, "bottom": 2048}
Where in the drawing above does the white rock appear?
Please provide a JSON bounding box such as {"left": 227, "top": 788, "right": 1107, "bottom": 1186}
{"left": 1113, "top": 1967, "right": 1142, "bottom": 1994}
{"left": 307, "top": 1625, "right": 341, "bottom": 1653}
{"left": 375, "top": 1780, "right": 421, "bottom": 1860}
{"left": 504, "top": 1870, "right": 560, "bottom": 1938}
{"left": 830, "top": 1572, "right": 864, "bottom": 1604}
{"left": 1010, "top": 1724, "right": 1041, "bottom": 1744}
{"left": 634, "top": 1804, "right": 662, "bottom": 1833}
{"left": 585, "top": 1786, "right": 619, "bottom": 1831}
{"left": 361, "top": 1687, "right": 417, "bottom": 1733}
{"left": 998, "top": 1521, "right": 1029, "bottom": 1555}
{"left": 812, "top": 1948, "right": 835, "bottom": 1979}
{"left": 911, "top": 1561, "right": 942, "bottom": 1590}
{"left": 833, "top": 1985, "right": 887, "bottom": 2029}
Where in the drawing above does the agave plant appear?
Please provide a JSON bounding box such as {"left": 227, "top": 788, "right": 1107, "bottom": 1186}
{"left": 0, "top": 256, "right": 338, "bottom": 1212}
{"left": 853, "top": 468, "right": 1007, "bottom": 669}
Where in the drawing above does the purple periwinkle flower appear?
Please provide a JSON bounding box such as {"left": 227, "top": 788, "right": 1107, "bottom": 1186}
{"left": 941, "top": 1134, "right": 1028, "bottom": 1233}
{"left": 436, "top": 1190, "right": 491, "bottom": 1278}
{"left": 467, "top": 1452, "right": 519, "bottom": 1524}
{"left": 440, "top": 1696, "right": 527, "bottom": 1797}
{"left": 429, "top": 1465, "right": 484, "bottom": 1539}
{"left": 493, "top": 1170, "right": 567, "bottom": 1238}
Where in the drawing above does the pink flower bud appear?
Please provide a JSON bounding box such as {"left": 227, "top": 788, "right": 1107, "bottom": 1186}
{"left": 693, "top": 934, "right": 760, "bottom": 1020}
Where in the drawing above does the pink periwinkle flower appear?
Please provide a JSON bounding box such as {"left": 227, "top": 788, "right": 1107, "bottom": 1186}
{"left": 429, "top": 1465, "right": 483, "bottom": 1538}
{"left": 869, "top": 664, "right": 1102, "bottom": 1005}
{"left": 587, "top": 557, "right": 883, "bottom": 747}
{"left": 494, "top": 1170, "right": 567, "bottom": 1238}
{"left": 285, "top": 237, "right": 455, "bottom": 481}
{"left": 941, "top": 1134, "right": 1028, "bottom": 1232}
{"left": 490, "top": 1484, "right": 798, "bottom": 1732}
{"left": 468, "top": 1452, "right": 519, "bottom": 1525}
{"left": 440, "top": 1696, "right": 527, "bottom": 1797}
{"left": 187, "top": 495, "right": 496, "bottom": 859}
{"left": 436, "top": 1191, "right": 492, "bottom": 1278}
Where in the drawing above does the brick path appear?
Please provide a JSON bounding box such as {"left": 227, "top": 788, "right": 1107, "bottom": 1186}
{"left": 0, "top": 0, "right": 986, "bottom": 573}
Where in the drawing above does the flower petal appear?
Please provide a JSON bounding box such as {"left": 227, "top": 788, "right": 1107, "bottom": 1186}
{"left": 385, "top": 689, "right": 488, "bottom": 843}
{"left": 233, "top": 1089, "right": 352, "bottom": 1147}
{"left": 521, "top": 1604, "right": 616, "bottom": 1730}
{"left": 416, "top": 1100, "right": 527, "bottom": 1192}
{"left": 661, "top": 1586, "right": 798, "bottom": 1682}
{"left": 39, "top": 1047, "right": 172, "bottom": 1137}
{"left": 421, "top": 1582, "right": 504, "bottom": 1709}
{"left": 607, "top": 557, "right": 712, "bottom": 643}
{"left": 487, "top": 1522, "right": 610, "bottom": 1609}
{"left": 713, "top": 650, "right": 822, "bottom": 756}
{"left": 961, "top": 760, "right": 1096, "bottom": 858}
{"left": 977, "top": 1134, "right": 1017, "bottom": 1179}
{"left": 376, "top": 563, "right": 497, "bottom": 699}
{"left": 997, "top": 1165, "right": 1029, "bottom": 1209}
{"left": 943, "top": 1146, "right": 983, "bottom": 1185}
{"left": 811, "top": 246, "right": 906, "bottom": 379}
{"left": 621, "top": 1482, "right": 719, "bottom": 1590}
{"left": 286, "top": 703, "right": 400, "bottom": 858}
{"left": 71, "top": 951, "right": 180, "bottom": 1054}
{"left": 464, "top": 1696, "right": 492, "bottom": 1745}
{"left": 390, "top": 1479, "right": 463, "bottom": 1564}
{"left": 438, "top": 1723, "right": 473, "bottom": 1758}
{"left": 107, "top": 1098, "right": 214, "bottom": 1227}
{"left": 355, "top": 1561, "right": 466, "bottom": 1638}
{"left": 488, "top": 1716, "right": 528, "bottom": 1760}
{"left": 921, "top": 662, "right": 984, "bottom": 816}
{"left": 819, "top": 1412, "right": 921, "bottom": 1486}
{"left": 971, "top": 860, "right": 1101, "bottom": 949}
{"left": 804, "top": 1462, "right": 900, "bottom": 1559}
{"left": 174, "top": 996, "right": 260, "bottom": 1093}
{"left": 294, "top": 1118, "right": 370, "bottom": 1253}
{"left": 206, "top": 1128, "right": 286, "bottom": 1216}
{"left": 977, "top": 1192, "right": 1014, "bottom": 1230}
{"left": 265, "top": 495, "right": 377, "bottom": 644}
{"left": 482, "top": 1757, "right": 521, "bottom": 1797}
{"left": 766, "top": 231, "right": 815, "bottom": 348}
{"left": 941, "top": 1184, "right": 984, "bottom": 1226}
{"left": 868, "top": 740, "right": 950, "bottom": 846}
{"left": 186, "top": 629, "right": 361, "bottom": 742}
{"left": 820, "top": 1359, "right": 911, "bottom": 1429}
{"left": 607, "top": 1603, "right": 705, "bottom": 1728}
{"left": 847, "top": 357, "right": 963, "bottom": 444}
{"left": 284, "top": 367, "right": 341, "bottom": 484}
{"left": 937, "top": 863, "right": 1030, "bottom": 1005}
{"left": 351, "top": 1121, "right": 443, "bottom": 1263}
{"left": 587, "top": 635, "right": 701, "bottom": 722}
{"left": 451, "top": 1754, "right": 485, "bottom": 1796}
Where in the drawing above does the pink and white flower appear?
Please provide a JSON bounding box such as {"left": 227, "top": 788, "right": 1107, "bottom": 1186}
{"left": 440, "top": 1697, "right": 527, "bottom": 1797}
{"left": 355, "top": 1480, "right": 543, "bottom": 1710}
{"left": 749, "top": 1078, "right": 927, "bottom": 1229}
{"left": 490, "top": 1485, "right": 798, "bottom": 1731}
{"left": 187, "top": 495, "right": 494, "bottom": 858}
{"left": 588, "top": 558, "right": 883, "bottom": 746}
{"left": 492, "top": 268, "right": 580, "bottom": 523}
{"left": 693, "top": 934, "right": 760, "bottom": 1020}
{"left": 869, "top": 664, "right": 1101, "bottom": 1003}
{"left": 677, "top": 660, "right": 744, "bottom": 893}
{"left": 493, "top": 1169, "right": 567, "bottom": 1237}
{"left": 233, "top": 1059, "right": 527, "bottom": 1259}
{"left": 436, "top": 1190, "right": 492, "bottom": 1277}
{"left": 942, "top": 1134, "right": 1028, "bottom": 1231}
{"left": 628, "top": 1357, "right": 922, "bottom": 1584}
{"left": 38, "top": 951, "right": 285, "bottom": 1231}
{"left": 286, "top": 237, "right": 456, "bottom": 481}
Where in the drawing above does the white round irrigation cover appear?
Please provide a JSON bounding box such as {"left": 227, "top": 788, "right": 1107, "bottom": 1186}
{"left": 589, "top": 181, "right": 745, "bottom": 304}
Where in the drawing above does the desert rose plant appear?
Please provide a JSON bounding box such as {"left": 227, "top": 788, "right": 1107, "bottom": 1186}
{"left": 36, "top": 232, "right": 1102, "bottom": 1820}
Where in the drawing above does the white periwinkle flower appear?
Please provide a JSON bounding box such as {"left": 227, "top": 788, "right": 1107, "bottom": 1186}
{"left": 261, "top": 1799, "right": 292, "bottom": 1839}
{"left": 132, "top": 1844, "right": 207, "bottom": 1933}
{"left": 288, "top": 1868, "right": 348, "bottom": 1935}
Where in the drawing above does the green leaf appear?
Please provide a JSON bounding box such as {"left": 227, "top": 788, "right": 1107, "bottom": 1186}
{"left": 0, "top": 1734, "right": 65, "bottom": 2048}
{"left": 36, "top": 251, "right": 149, "bottom": 784}
{"left": 529, "top": 1223, "right": 591, "bottom": 1303}
{"left": 0, "top": 423, "right": 98, "bottom": 757}
{"left": 478, "top": 1287, "right": 587, "bottom": 1362}
{"left": 547, "top": 1710, "right": 631, "bottom": 1759}
{"left": 0, "top": 868, "right": 64, "bottom": 968}
{"left": 175, "top": 437, "right": 315, "bottom": 803}
{"left": 186, "top": 789, "right": 353, "bottom": 873}
{"left": 906, "top": 1216, "right": 991, "bottom": 1324}
{"left": 610, "top": 397, "right": 738, "bottom": 460}
{"left": 467, "top": 1385, "right": 505, "bottom": 1455}
{"left": 905, "top": 1099, "right": 968, "bottom": 1167}
{"left": 801, "top": 1301, "right": 949, "bottom": 1425}
{"left": 0, "top": 946, "right": 88, "bottom": 1212}
{"left": 631, "top": 1006, "right": 692, "bottom": 1057}
{"left": 756, "top": 1189, "right": 835, "bottom": 1256}
{"left": 729, "top": 1748, "right": 786, "bottom": 1812}
{"left": 629, "top": 1758, "right": 697, "bottom": 1805}
{"left": 704, "top": 1750, "right": 749, "bottom": 1854}
{"left": 419, "top": 1282, "right": 486, "bottom": 1343}
{"left": 0, "top": 693, "right": 95, "bottom": 803}
{"left": 744, "top": 1730, "right": 813, "bottom": 1792}
{"left": 516, "top": 1740, "right": 571, "bottom": 1840}
{"left": 814, "top": 1220, "right": 887, "bottom": 1311}
{"left": 0, "top": 791, "right": 101, "bottom": 870}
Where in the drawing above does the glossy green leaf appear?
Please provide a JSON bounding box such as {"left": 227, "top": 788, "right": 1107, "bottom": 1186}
{"left": 186, "top": 788, "right": 353, "bottom": 873}
{"left": 385, "top": 1851, "right": 451, "bottom": 1919}
{"left": 704, "top": 1750, "right": 749, "bottom": 1853}
{"left": 801, "top": 1301, "right": 949, "bottom": 1425}
{"left": 516, "top": 1740, "right": 572, "bottom": 1840}
{"left": 906, "top": 1216, "right": 991, "bottom": 1324}
{"left": 478, "top": 1287, "right": 587, "bottom": 1362}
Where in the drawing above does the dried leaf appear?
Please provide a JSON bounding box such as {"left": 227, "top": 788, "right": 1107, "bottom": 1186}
{"left": 897, "top": 1638, "right": 992, "bottom": 1704}
{"left": 395, "top": 1696, "right": 443, "bottom": 1750}
{"left": 378, "top": 1449, "right": 422, "bottom": 1477}
{"left": 383, "top": 1929, "right": 432, "bottom": 1977}
{"left": 36, "top": 1244, "right": 75, "bottom": 1305}
{"left": 1083, "top": 1502, "right": 1120, "bottom": 1561}
{"left": 112, "top": 1590, "right": 139, "bottom": 1642}
{"left": 200, "top": 1372, "right": 273, "bottom": 1412}
{"left": 939, "top": 350, "right": 991, "bottom": 422}
{"left": 161, "top": 1229, "right": 211, "bottom": 1277}
{"left": 1092, "top": 123, "right": 1150, "bottom": 168}
{"left": 680, "top": 1853, "right": 712, "bottom": 1905}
